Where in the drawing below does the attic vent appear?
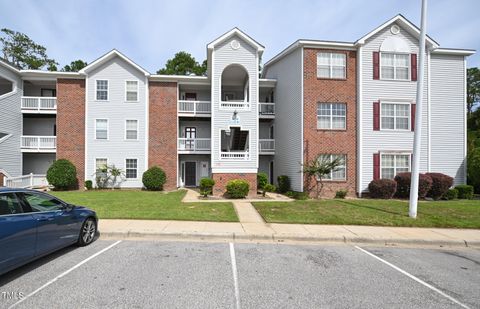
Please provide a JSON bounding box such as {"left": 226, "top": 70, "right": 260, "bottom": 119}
{"left": 390, "top": 25, "right": 400, "bottom": 35}
{"left": 230, "top": 39, "right": 240, "bottom": 50}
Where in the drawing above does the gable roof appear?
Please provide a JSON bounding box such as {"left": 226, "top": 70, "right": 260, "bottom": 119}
{"left": 355, "top": 14, "right": 439, "bottom": 48}
{"left": 207, "top": 27, "right": 265, "bottom": 54}
{"left": 0, "top": 58, "right": 21, "bottom": 74}
{"left": 79, "top": 49, "right": 150, "bottom": 76}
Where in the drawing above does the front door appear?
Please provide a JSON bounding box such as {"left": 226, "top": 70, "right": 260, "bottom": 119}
{"left": 185, "top": 93, "right": 197, "bottom": 101}
{"left": 185, "top": 162, "right": 196, "bottom": 187}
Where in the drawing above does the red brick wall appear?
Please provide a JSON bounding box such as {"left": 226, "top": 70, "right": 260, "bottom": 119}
{"left": 149, "top": 82, "right": 178, "bottom": 190}
{"left": 303, "top": 48, "right": 357, "bottom": 198}
{"left": 0, "top": 172, "right": 4, "bottom": 186}
{"left": 212, "top": 173, "right": 257, "bottom": 197}
{"left": 56, "top": 78, "right": 86, "bottom": 189}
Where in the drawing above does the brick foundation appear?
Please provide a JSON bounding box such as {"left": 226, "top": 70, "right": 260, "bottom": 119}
{"left": 57, "top": 78, "right": 86, "bottom": 189}
{"left": 212, "top": 173, "right": 257, "bottom": 197}
{"left": 149, "top": 82, "right": 178, "bottom": 191}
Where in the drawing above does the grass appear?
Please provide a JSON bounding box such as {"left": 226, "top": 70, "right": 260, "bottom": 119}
{"left": 51, "top": 190, "right": 238, "bottom": 222}
{"left": 252, "top": 199, "right": 480, "bottom": 228}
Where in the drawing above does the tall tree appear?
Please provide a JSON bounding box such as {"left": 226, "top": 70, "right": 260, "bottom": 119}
{"left": 62, "top": 59, "right": 88, "bottom": 72}
{"left": 157, "top": 51, "right": 206, "bottom": 75}
{"left": 467, "top": 67, "right": 480, "bottom": 116}
{"left": 0, "top": 28, "right": 57, "bottom": 70}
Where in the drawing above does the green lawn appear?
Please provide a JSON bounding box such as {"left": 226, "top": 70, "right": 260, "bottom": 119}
{"left": 253, "top": 199, "right": 480, "bottom": 228}
{"left": 51, "top": 190, "right": 238, "bottom": 222}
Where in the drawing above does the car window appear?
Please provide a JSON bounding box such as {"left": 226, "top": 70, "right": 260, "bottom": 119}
{"left": 23, "top": 192, "right": 64, "bottom": 212}
{"left": 0, "top": 193, "right": 23, "bottom": 215}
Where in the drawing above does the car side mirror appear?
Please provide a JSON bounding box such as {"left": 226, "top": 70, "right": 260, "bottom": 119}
{"left": 63, "top": 204, "right": 75, "bottom": 211}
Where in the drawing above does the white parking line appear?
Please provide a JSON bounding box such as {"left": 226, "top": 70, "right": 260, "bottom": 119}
{"left": 8, "top": 240, "right": 122, "bottom": 309}
{"left": 355, "top": 246, "right": 470, "bottom": 309}
{"left": 229, "top": 242, "right": 241, "bottom": 309}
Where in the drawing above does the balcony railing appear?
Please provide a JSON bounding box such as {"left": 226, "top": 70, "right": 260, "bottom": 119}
{"left": 259, "top": 102, "right": 275, "bottom": 116}
{"left": 178, "top": 100, "right": 211, "bottom": 115}
{"left": 21, "top": 97, "right": 57, "bottom": 113}
{"left": 21, "top": 136, "right": 56, "bottom": 152}
{"left": 259, "top": 139, "right": 275, "bottom": 154}
{"left": 178, "top": 138, "right": 211, "bottom": 152}
{"left": 220, "top": 100, "right": 250, "bottom": 110}
{"left": 220, "top": 151, "right": 250, "bottom": 160}
{"left": 4, "top": 173, "right": 48, "bottom": 188}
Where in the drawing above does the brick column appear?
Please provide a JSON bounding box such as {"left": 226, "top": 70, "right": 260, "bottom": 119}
{"left": 212, "top": 173, "right": 257, "bottom": 197}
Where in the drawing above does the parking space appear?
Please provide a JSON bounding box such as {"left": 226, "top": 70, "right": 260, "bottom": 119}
{"left": 1, "top": 240, "right": 479, "bottom": 308}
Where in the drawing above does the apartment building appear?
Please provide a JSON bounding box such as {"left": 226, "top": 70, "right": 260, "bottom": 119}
{"left": 0, "top": 15, "right": 474, "bottom": 197}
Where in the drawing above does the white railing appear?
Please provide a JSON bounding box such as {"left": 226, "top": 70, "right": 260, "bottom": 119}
{"left": 259, "top": 102, "right": 275, "bottom": 116}
{"left": 220, "top": 152, "right": 250, "bottom": 160}
{"left": 220, "top": 100, "right": 250, "bottom": 110}
{"left": 21, "top": 97, "right": 57, "bottom": 111}
{"left": 4, "top": 173, "right": 48, "bottom": 188}
{"left": 21, "top": 136, "right": 57, "bottom": 151}
{"left": 178, "top": 100, "right": 211, "bottom": 114}
{"left": 259, "top": 139, "right": 275, "bottom": 153}
{"left": 178, "top": 138, "right": 211, "bottom": 152}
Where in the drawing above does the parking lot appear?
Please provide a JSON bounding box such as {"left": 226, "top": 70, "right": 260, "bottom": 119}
{"left": 1, "top": 239, "right": 479, "bottom": 308}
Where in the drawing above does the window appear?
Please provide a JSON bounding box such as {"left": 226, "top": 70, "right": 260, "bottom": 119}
{"left": 125, "top": 81, "right": 138, "bottom": 102}
{"left": 23, "top": 192, "right": 64, "bottom": 212}
{"left": 0, "top": 76, "right": 14, "bottom": 96}
{"left": 95, "top": 119, "right": 108, "bottom": 140}
{"left": 96, "top": 80, "right": 108, "bottom": 100}
{"left": 96, "top": 158, "right": 108, "bottom": 177}
{"left": 0, "top": 193, "right": 23, "bottom": 215}
{"left": 125, "top": 159, "right": 137, "bottom": 179}
{"left": 318, "top": 154, "right": 347, "bottom": 181}
{"left": 380, "top": 53, "right": 409, "bottom": 80}
{"left": 317, "top": 103, "right": 346, "bottom": 129}
{"left": 125, "top": 120, "right": 138, "bottom": 140}
{"left": 381, "top": 103, "right": 410, "bottom": 130}
{"left": 381, "top": 154, "right": 410, "bottom": 179}
{"left": 317, "top": 52, "right": 346, "bottom": 79}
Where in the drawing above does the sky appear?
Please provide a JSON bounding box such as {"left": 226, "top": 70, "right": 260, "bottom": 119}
{"left": 0, "top": 0, "right": 479, "bottom": 72}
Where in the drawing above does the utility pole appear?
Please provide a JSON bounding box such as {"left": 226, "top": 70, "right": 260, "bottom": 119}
{"left": 409, "top": 0, "right": 428, "bottom": 218}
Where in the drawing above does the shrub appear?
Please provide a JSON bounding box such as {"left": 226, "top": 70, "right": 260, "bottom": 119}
{"left": 142, "top": 166, "right": 166, "bottom": 191}
{"left": 467, "top": 148, "right": 480, "bottom": 193}
{"left": 84, "top": 180, "right": 93, "bottom": 190}
{"left": 262, "top": 183, "right": 276, "bottom": 197}
{"left": 444, "top": 188, "right": 458, "bottom": 200}
{"left": 335, "top": 189, "right": 348, "bottom": 199}
{"left": 277, "top": 175, "right": 291, "bottom": 193}
{"left": 285, "top": 191, "right": 309, "bottom": 200}
{"left": 257, "top": 172, "right": 268, "bottom": 190}
{"left": 368, "top": 179, "right": 397, "bottom": 199}
{"left": 46, "top": 159, "right": 77, "bottom": 190}
{"left": 426, "top": 173, "right": 454, "bottom": 200}
{"left": 455, "top": 184, "right": 474, "bottom": 199}
{"left": 199, "top": 177, "right": 215, "bottom": 197}
{"left": 226, "top": 179, "right": 250, "bottom": 198}
{"left": 394, "top": 172, "right": 432, "bottom": 199}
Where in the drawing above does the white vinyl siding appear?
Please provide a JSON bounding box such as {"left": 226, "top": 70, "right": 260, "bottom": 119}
{"left": 319, "top": 154, "right": 346, "bottom": 181}
{"left": 317, "top": 103, "right": 346, "bottom": 129}
{"left": 96, "top": 80, "right": 108, "bottom": 100}
{"left": 125, "top": 159, "right": 137, "bottom": 179}
{"left": 95, "top": 119, "right": 108, "bottom": 140}
{"left": 125, "top": 119, "right": 138, "bottom": 140}
{"left": 317, "top": 52, "right": 346, "bottom": 79}
{"left": 380, "top": 53, "right": 409, "bottom": 80}
{"left": 381, "top": 153, "right": 410, "bottom": 179}
{"left": 125, "top": 80, "right": 138, "bottom": 102}
{"left": 381, "top": 102, "right": 410, "bottom": 130}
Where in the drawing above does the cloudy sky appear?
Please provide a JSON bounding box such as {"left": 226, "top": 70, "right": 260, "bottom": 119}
{"left": 1, "top": 0, "right": 478, "bottom": 71}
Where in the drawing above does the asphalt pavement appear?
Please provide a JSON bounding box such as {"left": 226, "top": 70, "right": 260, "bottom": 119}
{"left": 1, "top": 240, "right": 479, "bottom": 308}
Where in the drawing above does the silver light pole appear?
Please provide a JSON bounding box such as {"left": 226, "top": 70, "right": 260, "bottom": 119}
{"left": 409, "top": 0, "right": 428, "bottom": 218}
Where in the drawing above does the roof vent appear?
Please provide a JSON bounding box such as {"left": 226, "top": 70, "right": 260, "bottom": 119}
{"left": 390, "top": 25, "right": 400, "bottom": 35}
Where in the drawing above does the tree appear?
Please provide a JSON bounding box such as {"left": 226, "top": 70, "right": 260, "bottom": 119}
{"left": 302, "top": 155, "right": 342, "bottom": 199}
{"left": 0, "top": 28, "right": 57, "bottom": 70}
{"left": 157, "top": 51, "right": 206, "bottom": 75}
{"left": 467, "top": 67, "right": 480, "bottom": 116}
{"left": 62, "top": 59, "right": 88, "bottom": 72}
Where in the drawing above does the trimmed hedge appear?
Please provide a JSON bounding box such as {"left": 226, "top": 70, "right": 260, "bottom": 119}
{"left": 426, "top": 173, "right": 454, "bottom": 200}
{"left": 455, "top": 184, "right": 474, "bottom": 199}
{"left": 226, "top": 179, "right": 250, "bottom": 198}
{"left": 199, "top": 177, "right": 215, "bottom": 197}
{"left": 262, "top": 183, "right": 276, "bottom": 197}
{"left": 394, "top": 172, "right": 432, "bottom": 199}
{"left": 368, "top": 179, "right": 397, "bottom": 199}
{"left": 84, "top": 180, "right": 93, "bottom": 190}
{"left": 257, "top": 172, "right": 268, "bottom": 190}
{"left": 444, "top": 188, "right": 458, "bottom": 200}
{"left": 142, "top": 166, "right": 166, "bottom": 191}
{"left": 335, "top": 189, "right": 348, "bottom": 199}
{"left": 46, "top": 159, "right": 77, "bottom": 190}
{"left": 277, "top": 175, "right": 291, "bottom": 193}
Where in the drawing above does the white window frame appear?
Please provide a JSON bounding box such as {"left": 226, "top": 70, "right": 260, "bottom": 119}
{"left": 380, "top": 152, "right": 411, "bottom": 179}
{"left": 318, "top": 154, "right": 347, "bottom": 181}
{"left": 125, "top": 119, "right": 139, "bottom": 140}
{"left": 316, "top": 52, "right": 347, "bottom": 79}
{"left": 95, "top": 79, "right": 109, "bottom": 101}
{"left": 125, "top": 80, "right": 139, "bottom": 102}
{"left": 95, "top": 118, "right": 109, "bottom": 140}
{"left": 95, "top": 158, "right": 108, "bottom": 178}
{"left": 379, "top": 52, "right": 410, "bottom": 81}
{"left": 317, "top": 103, "right": 347, "bottom": 130}
{"left": 125, "top": 158, "right": 138, "bottom": 179}
{"left": 380, "top": 101, "right": 411, "bottom": 131}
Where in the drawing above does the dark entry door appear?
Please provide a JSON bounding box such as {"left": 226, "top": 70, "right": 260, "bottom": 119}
{"left": 185, "top": 162, "right": 196, "bottom": 187}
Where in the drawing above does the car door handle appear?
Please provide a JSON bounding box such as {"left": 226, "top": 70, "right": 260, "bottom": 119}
{"left": 37, "top": 217, "right": 54, "bottom": 222}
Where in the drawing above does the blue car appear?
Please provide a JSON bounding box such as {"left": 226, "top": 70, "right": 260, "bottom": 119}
{"left": 0, "top": 188, "right": 98, "bottom": 276}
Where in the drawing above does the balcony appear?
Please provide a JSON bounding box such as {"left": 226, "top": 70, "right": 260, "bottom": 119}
{"left": 21, "top": 97, "right": 57, "bottom": 114}
{"left": 220, "top": 152, "right": 250, "bottom": 160}
{"left": 178, "top": 100, "right": 211, "bottom": 117}
{"left": 259, "top": 102, "right": 275, "bottom": 118}
{"left": 259, "top": 139, "right": 275, "bottom": 155}
{"left": 178, "top": 138, "right": 211, "bottom": 154}
{"left": 21, "top": 136, "right": 56, "bottom": 152}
